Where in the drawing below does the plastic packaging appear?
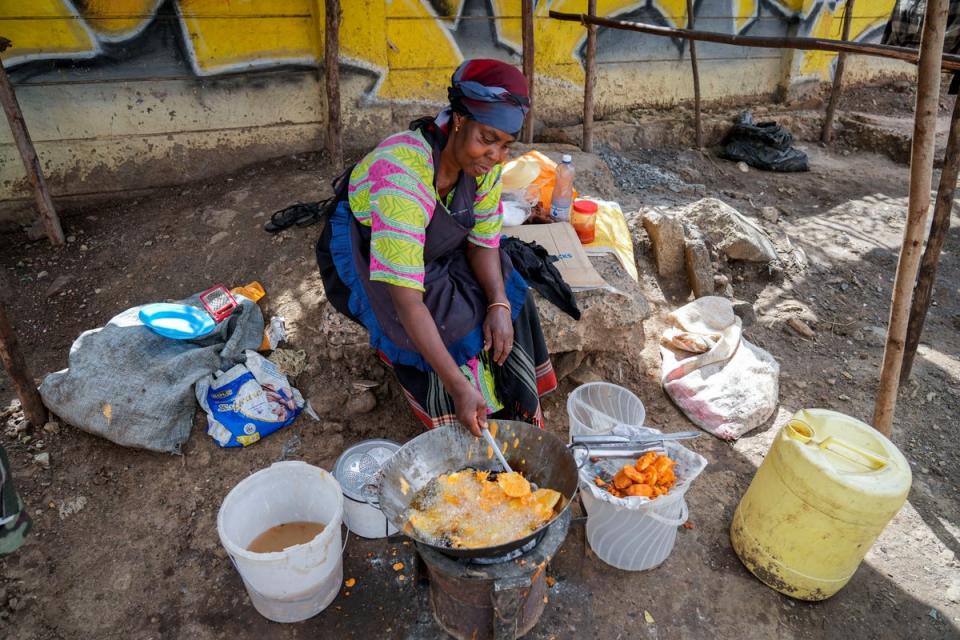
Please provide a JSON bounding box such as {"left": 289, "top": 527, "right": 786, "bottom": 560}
{"left": 217, "top": 461, "right": 344, "bottom": 622}
{"left": 731, "top": 409, "right": 911, "bottom": 600}
{"left": 197, "top": 350, "right": 312, "bottom": 448}
{"left": 549, "top": 155, "right": 575, "bottom": 222}
{"left": 571, "top": 199, "right": 598, "bottom": 243}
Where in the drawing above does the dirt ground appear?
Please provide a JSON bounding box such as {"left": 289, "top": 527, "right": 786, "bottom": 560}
{"left": 1, "top": 81, "right": 959, "bottom": 639}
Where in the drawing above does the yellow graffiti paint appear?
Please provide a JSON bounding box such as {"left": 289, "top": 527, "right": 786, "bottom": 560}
{"left": 798, "top": 0, "right": 895, "bottom": 78}
{"left": 0, "top": 0, "right": 96, "bottom": 65}
{"left": 734, "top": 0, "right": 759, "bottom": 33}
{"left": 80, "top": 0, "right": 162, "bottom": 41}
{"left": 380, "top": 0, "right": 463, "bottom": 100}
{"left": 178, "top": 0, "right": 317, "bottom": 74}
{"left": 534, "top": 0, "right": 645, "bottom": 86}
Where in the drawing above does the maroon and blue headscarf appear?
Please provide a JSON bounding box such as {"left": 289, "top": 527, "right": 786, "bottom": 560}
{"left": 436, "top": 59, "right": 530, "bottom": 138}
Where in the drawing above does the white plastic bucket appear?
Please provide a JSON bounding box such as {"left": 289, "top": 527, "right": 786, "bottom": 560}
{"left": 217, "top": 461, "right": 344, "bottom": 622}
{"left": 567, "top": 382, "right": 646, "bottom": 441}
{"left": 581, "top": 488, "right": 690, "bottom": 571}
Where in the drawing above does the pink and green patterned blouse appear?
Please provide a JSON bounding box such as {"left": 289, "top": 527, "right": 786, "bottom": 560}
{"left": 347, "top": 129, "right": 504, "bottom": 292}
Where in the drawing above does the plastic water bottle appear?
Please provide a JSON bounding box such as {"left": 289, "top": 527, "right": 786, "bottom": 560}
{"left": 550, "top": 155, "right": 575, "bottom": 222}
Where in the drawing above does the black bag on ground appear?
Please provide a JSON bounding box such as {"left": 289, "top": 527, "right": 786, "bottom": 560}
{"left": 720, "top": 111, "right": 809, "bottom": 172}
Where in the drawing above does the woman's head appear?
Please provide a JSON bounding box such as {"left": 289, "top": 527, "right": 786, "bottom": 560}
{"left": 444, "top": 59, "right": 529, "bottom": 177}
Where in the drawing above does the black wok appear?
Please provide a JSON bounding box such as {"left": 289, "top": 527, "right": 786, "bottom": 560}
{"left": 375, "top": 420, "right": 579, "bottom": 559}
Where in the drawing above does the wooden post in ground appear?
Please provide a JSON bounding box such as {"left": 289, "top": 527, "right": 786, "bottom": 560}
{"left": 821, "top": 0, "right": 856, "bottom": 144}
{"left": 0, "top": 275, "right": 47, "bottom": 428}
{"left": 522, "top": 0, "right": 535, "bottom": 144}
{"left": 581, "top": 0, "right": 597, "bottom": 153}
{"left": 873, "top": 0, "right": 949, "bottom": 437}
{"left": 323, "top": 0, "right": 342, "bottom": 168}
{"left": 900, "top": 94, "right": 960, "bottom": 381}
{"left": 0, "top": 38, "right": 64, "bottom": 246}
{"left": 582, "top": 0, "right": 598, "bottom": 152}
{"left": 686, "top": 0, "right": 703, "bottom": 148}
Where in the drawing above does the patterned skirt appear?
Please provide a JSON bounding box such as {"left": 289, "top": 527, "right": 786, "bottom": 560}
{"left": 384, "top": 290, "right": 557, "bottom": 429}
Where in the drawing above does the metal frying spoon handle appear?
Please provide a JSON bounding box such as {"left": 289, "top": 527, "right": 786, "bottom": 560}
{"left": 482, "top": 426, "right": 514, "bottom": 473}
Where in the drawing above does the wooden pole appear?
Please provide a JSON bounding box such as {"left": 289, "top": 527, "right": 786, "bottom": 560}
{"left": 582, "top": 0, "right": 598, "bottom": 152}
{"left": 873, "top": 0, "right": 949, "bottom": 437}
{"left": 0, "top": 38, "right": 64, "bottom": 246}
{"left": 522, "top": 0, "right": 535, "bottom": 144}
{"left": 0, "top": 274, "right": 47, "bottom": 429}
{"left": 549, "top": 11, "right": 960, "bottom": 71}
{"left": 323, "top": 0, "right": 342, "bottom": 169}
{"left": 686, "top": 0, "right": 703, "bottom": 148}
{"left": 821, "top": 0, "right": 856, "bottom": 144}
{"left": 900, "top": 94, "right": 960, "bottom": 382}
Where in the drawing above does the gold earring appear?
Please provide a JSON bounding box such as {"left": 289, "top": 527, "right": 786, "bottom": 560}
{"left": 455, "top": 124, "right": 461, "bottom": 132}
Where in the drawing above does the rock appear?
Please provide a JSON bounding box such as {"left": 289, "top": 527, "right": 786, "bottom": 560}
{"left": 36, "top": 271, "right": 48, "bottom": 280}
{"left": 737, "top": 161, "right": 749, "bottom": 173}
{"left": 351, "top": 379, "right": 380, "bottom": 392}
{"left": 731, "top": 300, "right": 756, "bottom": 327}
{"left": 203, "top": 208, "right": 240, "bottom": 230}
{"left": 346, "top": 391, "right": 377, "bottom": 415}
{"left": 787, "top": 317, "right": 816, "bottom": 337}
{"left": 208, "top": 231, "right": 230, "bottom": 245}
{"left": 530, "top": 254, "right": 649, "bottom": 359}
{"left": 683, "top": 226, "right": 714, "bottom": 298}
{"left": 553, "top": 351, "right": 586, "bottom": 381}
{"left": 680, "top": 198, "right": 778, "bottom": 263}
{"left": 569, "top": 364, "right": 603, "bottom": 386}
{"left": 714, "top": 274, "right": 729, "bottom": 287}
{"left": 33, "top": 452, "right": 50, "bottom": 469}
{"left": 45, "top": 274, "right": 74, "bottom": 298}
{"left": 862, "top": 325, "right": 886, "bottom": 347}
{"left": 25, "top": 220, "right": 46, "bottom": 241}
{"left": 58, "top": 495, "right": 88, "bottom": 519}
{"left": 946, "top": 582, "right": 960, "bottom": 603}
{"left": 760, "top": 206, "right": 780, "bottom": 223}
{"left": 143, "top": 240, "right": 153, "bottom": 247}
{"left": 641, "top": 210, "right": 686, "bottom": 277}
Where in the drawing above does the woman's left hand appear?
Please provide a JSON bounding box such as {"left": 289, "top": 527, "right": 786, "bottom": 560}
{"left": 483, "top": 305, "right": 514, "bottom": 366}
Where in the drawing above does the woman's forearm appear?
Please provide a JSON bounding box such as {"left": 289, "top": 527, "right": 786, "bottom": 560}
{"left": 467, "top": 243, "right": 507, "bottom": 304}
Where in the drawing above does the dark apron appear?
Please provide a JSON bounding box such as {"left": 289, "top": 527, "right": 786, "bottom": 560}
{"left": 316, "top": 124, "right": 526, "bottom": 371}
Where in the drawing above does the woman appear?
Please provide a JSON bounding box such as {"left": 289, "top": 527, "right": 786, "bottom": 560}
{"left": 317, "top": 59, "right": 556, "bottom": 436}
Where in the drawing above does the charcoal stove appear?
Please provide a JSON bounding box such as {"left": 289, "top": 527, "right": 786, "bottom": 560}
{"left": 415, "top": 510, "right": 571, "bottom": 640}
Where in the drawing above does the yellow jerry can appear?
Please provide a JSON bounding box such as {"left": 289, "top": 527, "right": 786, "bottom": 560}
{"left": 730, "top": 408, "right": 911, "bottom": 600}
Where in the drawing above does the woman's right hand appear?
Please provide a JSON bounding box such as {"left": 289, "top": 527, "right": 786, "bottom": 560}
{"left": 451, "top": 383, "right": 487, "bottom": 438}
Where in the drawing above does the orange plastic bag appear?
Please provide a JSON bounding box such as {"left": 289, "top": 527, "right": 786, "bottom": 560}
{"left": 514, "top": 151, "right": 577, "bottom": 210}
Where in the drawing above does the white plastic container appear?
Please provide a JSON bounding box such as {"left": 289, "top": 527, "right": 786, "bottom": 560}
{"left": 333, "top": 439, "right": 399, "bottom": 538}
{"left": 567, "top": 382, "right": 646, "bottom": 441}
{"left": 579, "top": 436, "right": 707, "bottom": 571}
{"left": 217, "top": 461, "right": 344, "bottom": 622}
{"left": 581, "top": 483, "right": 689, "bottom": 571}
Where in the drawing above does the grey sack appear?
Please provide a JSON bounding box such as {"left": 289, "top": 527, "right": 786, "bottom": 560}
{"left": 39, "top": 294, "right": 264, "bottom": 453}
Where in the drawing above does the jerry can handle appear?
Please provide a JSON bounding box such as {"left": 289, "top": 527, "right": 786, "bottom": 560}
{"left": 785, "top": 419, "right": 889, "bottom": 470}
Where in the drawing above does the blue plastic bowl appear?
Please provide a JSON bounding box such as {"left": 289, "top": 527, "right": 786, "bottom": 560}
{"left": 139, "top": 303, "right": 216, "bottom": 340}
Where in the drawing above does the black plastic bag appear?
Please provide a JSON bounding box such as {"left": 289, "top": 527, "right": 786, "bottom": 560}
{"left": 720, "top": 111, "right": 809, "bottom": 172}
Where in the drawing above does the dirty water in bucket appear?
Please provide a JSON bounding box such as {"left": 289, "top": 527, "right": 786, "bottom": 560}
{"left": 217, "top": 461, "right": 344, "bottom": 623}
{"left": 247, "top": 521, "right": 327, "bottom": 554}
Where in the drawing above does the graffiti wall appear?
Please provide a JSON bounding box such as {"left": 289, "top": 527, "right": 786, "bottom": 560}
{"left": 0, "top": 0, "right": 906, "bottom": 203}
